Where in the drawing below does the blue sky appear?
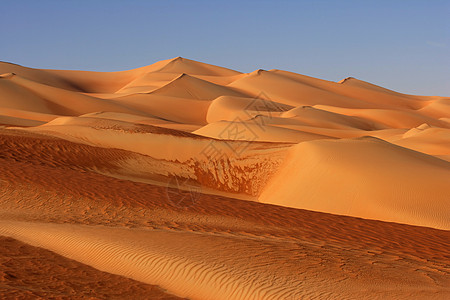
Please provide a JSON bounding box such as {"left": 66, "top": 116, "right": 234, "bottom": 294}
{"left": 1, "top": 0, "right": 449, "bottom": 95}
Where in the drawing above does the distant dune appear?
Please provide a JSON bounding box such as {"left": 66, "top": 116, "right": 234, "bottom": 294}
{"left": 0, "top": 57, "right": 449, "bottom": 299}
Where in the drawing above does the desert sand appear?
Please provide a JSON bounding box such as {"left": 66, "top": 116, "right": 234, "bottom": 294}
{"left": 0, "top": 57, "right": 449, "bottom": 299}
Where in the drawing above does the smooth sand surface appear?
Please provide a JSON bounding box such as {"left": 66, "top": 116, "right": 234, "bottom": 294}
{"left": 0, "top": 57, "right": 449, "bottom": 299}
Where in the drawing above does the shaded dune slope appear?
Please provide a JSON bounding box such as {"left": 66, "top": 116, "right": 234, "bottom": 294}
{"left": 0, "top": 236, "right": 184, "bottom": 299}
{"left": 0, "top": 57, "right": 449, "bottom": 299}
{"left": 0, "top": 129, "right": 449, "bottom": 299}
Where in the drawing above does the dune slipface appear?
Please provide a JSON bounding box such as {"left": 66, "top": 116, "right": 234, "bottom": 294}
{"left": 0, "top": 57, "right": 449, "bottom": 299}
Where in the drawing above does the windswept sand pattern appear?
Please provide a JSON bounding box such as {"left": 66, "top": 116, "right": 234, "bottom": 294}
{"left": 0, "top": 221, "right": 449, "bottom": 300}
{"left": 0, "top": 57, "right": 449, "bottom": 299}
{"left": 0, "top": 131, "right": 449, "bottom": 299}
{"left": 0, "top": 237, "right": 184, "bottom": 299}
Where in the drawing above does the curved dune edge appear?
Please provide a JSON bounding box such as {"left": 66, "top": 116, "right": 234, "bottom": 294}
{"left": 7, "top": 122, "right": 288, "bottom": 197}
{"left": 10, "top": 120, "right": 450, "bottom": 230}
{"left": 0, "top": 221, "right": 449, "bottom": 300}
{"left": 0, "top": 222, "right": 304, "bottom": 299}
{"left": 259, "top": 137, "right": 450, "bottom": 230}
{"left": 1, "top": 57, "right": 449, "bottom": 299}
{"left": 3, "top": 121, "right": 450, "bottom": 230}
{"left": 0, "top": 126, "right": 449, "bottom": 299}
{"left": 0, "top": 236, "right": 184, "bottom": 299}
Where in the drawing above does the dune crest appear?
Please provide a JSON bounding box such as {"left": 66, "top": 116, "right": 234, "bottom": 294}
{"left": 0, "top": 57, "right": 449, "bottom": 299}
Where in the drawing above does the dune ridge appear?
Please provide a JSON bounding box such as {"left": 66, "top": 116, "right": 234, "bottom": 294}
{"left": 0, "top": 57, "right": 449, "bottom": 299}
{"left": 1, "top": 220, "right": 448, "bottom": 300}
{"left": 0, "top": 236, "right": 184, "bottom": 299}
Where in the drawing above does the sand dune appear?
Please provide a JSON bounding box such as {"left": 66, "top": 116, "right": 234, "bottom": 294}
{"left": 259, "top": 137, "right": 450, "bottom": 229}
{"left": 0, "top": 73, "right": 55, "bottom": 114}
{"left": 0, "top": 57, "right": 449, "bottom": 299}
{"left": 142, "top": 56, "right": 242, "bottom": 77}
{"left": 229, "top": 70, "right": 394, "bottom": 109}
{"left": 114, "top": 94, "right": 211, "bottom": 124}
{"left": 0, "top": 236, "right": 184, "bottom": 299}
{"left": 3, "top": 125, "right": 286, "bottom": 198}
{"left": 1, "top": 220, "right": 449, "bottom": 300}
{"left": 314, "top": 105, "right": 450, "bottom": 129}
{"left": 194, "top": 120, "right": 335, "bottom": 143}
{"left": 149, "top": 73, "right": 247, "bottom": 100}
{"left": 0, "top": 62, "right": 84, "bottom": 91}
{"left": 0, "top": 130, "right": 449, "bottom": 298}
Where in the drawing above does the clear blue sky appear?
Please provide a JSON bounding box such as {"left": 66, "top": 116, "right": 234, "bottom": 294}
{"left": 1, "top": 0, "right": 449, "bottom": 96}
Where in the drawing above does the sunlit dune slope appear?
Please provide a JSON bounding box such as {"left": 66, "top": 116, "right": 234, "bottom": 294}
{"left": 0, "top": 128, "right": 449, "bottom": 299}
{"left": 1, "top": 57, "right": 449, "bottom": 227}
{"left": 259, "top": 137, "right": 450, "bottom": 229}
{"left": 0, "top": 236, "right": 184, "bottom": 299}
{"left": 0, "top": 57, "right": 449, "bottom": 299}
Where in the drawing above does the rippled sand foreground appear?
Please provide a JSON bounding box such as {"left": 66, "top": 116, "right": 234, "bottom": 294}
{"left": 0, "top": 58, "right": 449, "bottom": 299}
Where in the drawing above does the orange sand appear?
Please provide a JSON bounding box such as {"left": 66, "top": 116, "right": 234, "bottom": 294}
{"left": 0, "top": 57, "right": 449, "bottom": 299}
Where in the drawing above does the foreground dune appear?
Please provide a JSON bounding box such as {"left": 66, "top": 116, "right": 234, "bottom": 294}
{"left": 0, "top": 236, "right": 184, "bottom": 299}
{"left": 0, "top": 57, "right": 449, "bottom": 299}
{"left": 259, "top": 137, "right": 450, "bottom": 229}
